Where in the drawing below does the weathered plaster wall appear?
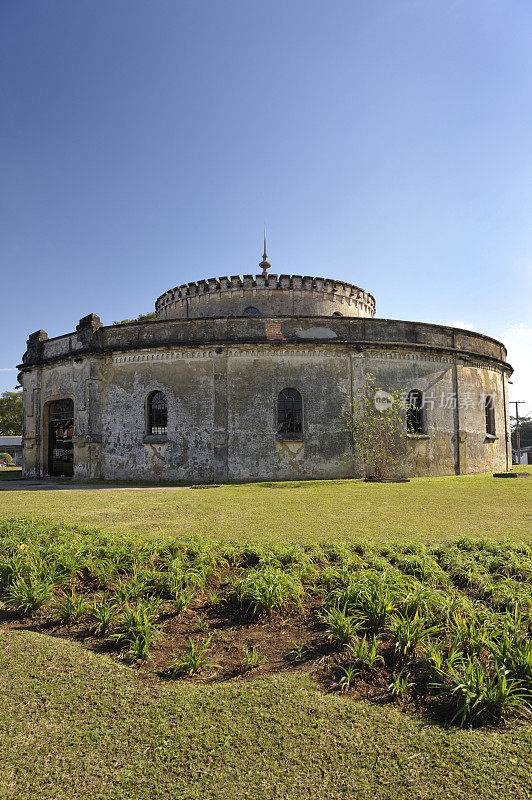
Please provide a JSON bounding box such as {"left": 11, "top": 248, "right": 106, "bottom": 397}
{"left": 456, "top": 363, "right": 510, "bottom": 475}
{"left": 155, "top": 274, "right": 375, "bottom": 320}
{"left": 99, "top": 353, "right": 214, "bottom": 482}
{"left": 362, "top": 351, "right": 510, "bottom": 476}
{"left": 21, "top": 340, "right": 510, "bottom": 482}
{"left": 357, "top": 351, "right": 458, "bottom": 477}
{"left": 225, "top": 348, "right": 353, "bottom": 482}
{"left": 21, "top": 316, "right": 508, "bottom": 367}
{"left": 21, "top": 356, "right": 102, "bottom": 480}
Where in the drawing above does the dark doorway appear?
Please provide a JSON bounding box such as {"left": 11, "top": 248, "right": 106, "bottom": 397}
{"left": 48, "top": 399, "right": 74, "bottom": 477}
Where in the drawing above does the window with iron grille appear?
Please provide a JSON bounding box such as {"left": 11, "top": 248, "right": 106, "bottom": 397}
{"left": 243, "top": 306, "right": 260, "bottom": 316}
{"left": 148, "top": 391, "right": 168, "bottom": 435}
{"left": 51, "top": 398, "right": 74, "bottom": 421}
{"left": 277, "top": 388, "right": 302, "bottom": 435}
{"left": 485, "top": 395, "right": 495, "bottom": 436}
{"left": 406, "top": 389, "right": 424, "bottom": 434}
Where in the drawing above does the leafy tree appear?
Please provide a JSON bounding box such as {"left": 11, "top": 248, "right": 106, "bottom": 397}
{"left": 0, "top": 452, "right": 13, "bottom": 464}
{"left": 0, "top": 391, "right": 22, "bottom": 435}
{"left": 511, "top": 419, "right": 532, "bottom": 450}
{"left": 341, "top": 375, "right": 407, "bottom": 479}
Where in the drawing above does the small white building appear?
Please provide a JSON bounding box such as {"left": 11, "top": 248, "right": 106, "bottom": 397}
{"left": 0, "top": 436, "right": 22, "bottom": 466}
{"left": 513, "top": 445, "right": 532, "bottom": 465}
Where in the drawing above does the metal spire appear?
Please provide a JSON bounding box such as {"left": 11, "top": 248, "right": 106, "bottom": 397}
{"left": 259, "top": 224, "right": 271, "bottom": 275}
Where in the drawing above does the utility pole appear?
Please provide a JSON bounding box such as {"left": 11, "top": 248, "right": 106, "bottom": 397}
{"left": 511, "top": 401, "right": 526, "bottom": 465}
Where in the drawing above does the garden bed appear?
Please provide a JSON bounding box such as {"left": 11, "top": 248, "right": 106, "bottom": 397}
{"left": 2, "top": 519, "right": 532, "bottom": 728}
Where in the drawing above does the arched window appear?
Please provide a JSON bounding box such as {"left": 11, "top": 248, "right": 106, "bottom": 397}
{"left": 485, "top": 395, "right": 495, "bottom": 436}
{"left": 243, "top": 306, "right": 260, "bottom": 316}
{"left": 332, "top": 311, "right": 343, "bottom": 317}
{"left": 406, "top": 390, "right": 424, "bottom": 434}
{"left": 277, "top": 388, "right": 302, "bottom": 435}
{"left": 147, "top": 391, "right": 167, "bottom": 435}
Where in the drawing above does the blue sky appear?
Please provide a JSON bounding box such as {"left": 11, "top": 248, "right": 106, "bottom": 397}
{"left": 2, "top": 1, "right": 531, "bottom": 413}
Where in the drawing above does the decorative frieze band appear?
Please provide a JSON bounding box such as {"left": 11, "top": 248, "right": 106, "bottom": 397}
{"left": 365, "top": 350, "right": 454, "bottom": 365}
{"left": 113, "top": 350, "right": 216, "bottom": 364}
{"left": 112, "top": 347, "right": 351, "bottom": 364}
{"left": 111, "top": 345, "right": 502, "bottom": 371}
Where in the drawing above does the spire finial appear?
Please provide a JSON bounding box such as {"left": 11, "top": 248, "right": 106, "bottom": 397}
{"left": 259, "top": 224, "right": 271, "bottom": 276}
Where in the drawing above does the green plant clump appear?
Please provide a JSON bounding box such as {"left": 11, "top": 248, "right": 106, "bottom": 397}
{"left": 170, "top": 636, "right": 219, "bottom": 676}
{"left": 233, "top": 566, "right": 305, "bottom": 615}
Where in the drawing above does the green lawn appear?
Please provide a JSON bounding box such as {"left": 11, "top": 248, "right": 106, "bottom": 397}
{"left": 0, "top": 469, "right": 530, "bottom": 544}
{"left": 1, "top": 629, "right": 532, "bottom": 800}
{"left": 1, "top": 473, "right": 532, "bottom": 799}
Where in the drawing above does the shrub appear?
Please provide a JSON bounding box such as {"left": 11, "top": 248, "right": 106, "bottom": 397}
{"left": 125, "top": 634, "right": 155, "bottom": 660}
{"left": 89, "top": 557, "right": 119, "bottom": 588}
{"left": 170, "top": 636, "right": 219, "bottom": 676}
{"left": 207, "top": 589, "right": 222, "bottom": 606}
{"left": 285, "top": 644, "right": 307, "bottom": 662}
{"left": 487, "top": 628, "right": 532, "bottom": 691}
{"left": 182, "top": 566, "right": 213, "bottom": 592}
{"left": 346, "top": 634, "right": 384, "bottom": 673}
{"left": 338, "top": 663, "right": 358, "bottom": 693}
{"left": 354, "top": 583, "right": 397, "bottom": 632}
{"left": 419, "top": 638, "right": 463, "bottom": 677}
{"left": 258, "top": 544, "right": 312, "bottom": 568}
{"left": 6, "top": 572, "right": 58, "bottom": 613}
{"left": 389, "top": 670, "right": 413, "bottom": 700}
{"left": 448, "top": 613, "right": 486, "bottom": 657}
{"left": 173, "top": 588, "right": 195, "bottom": 616}
{"left": 233, "top": 566, "right": 304, "bottom": 615}
{"left": 89, "top": 597, "right": 120, "bottom": 636}
{"left": 55, "top": 589, "right": 86, "bottom": 625}
{"left": 321, "top": 606, "right": 359, "bottom": 646}
{"left": 193, "top": 612, "right": 209, "bottom": 633}
{"left": 430, "top": 658, "right": 530, "bottom": 726}
{"left": 0, "top": 550, "right": 30, "bottom": 588}
{"left": 394, "top": 555, "right": 448, "bottom": 587}
{"left": 329, "top": 571, "right": 399, "bottom": 631}
{"left": 117, "top": 571, "right": 151, "bottom": 601}
{"left": 397, "top": 585, "right": 446, "bottom": 620}
{"left": 242, "top": 646, "right": 266, "bottom": 671}
{"left": 387, "top": 613, "right": 441, "bottom": 659}
{"left": 110, "top": 600, "right": 161, "bottom": 660}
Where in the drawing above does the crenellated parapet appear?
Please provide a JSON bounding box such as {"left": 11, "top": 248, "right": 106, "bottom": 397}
{"left": 154, "top": 274, "right": 376, "bottom": 320}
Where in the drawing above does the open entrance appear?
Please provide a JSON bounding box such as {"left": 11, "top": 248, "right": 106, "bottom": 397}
{"left": 48, "top": 399, "right": 74, "bottom": 477}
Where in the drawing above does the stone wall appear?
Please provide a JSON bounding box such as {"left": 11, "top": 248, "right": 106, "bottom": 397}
{"left": 155, "top": 274, "right": 376, "bottom": 320}
{"left": 20, "top": 320, "right": 512, "bottom": 481}
{"left": 20, "top": 315, "right": 509, "bottom": 368}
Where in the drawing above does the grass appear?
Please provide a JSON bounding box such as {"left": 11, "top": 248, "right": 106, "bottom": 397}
{"left": 1, "top": 629, "right": 532, "bottom": 800}
{"left": 0, "top": 467, "right": 530, "bottom": 544}
{"left": 2, "top": 518, "right": 532, "bottom": 722}
{"left": 0, "top": 467, "right": 531, "bottom": 799}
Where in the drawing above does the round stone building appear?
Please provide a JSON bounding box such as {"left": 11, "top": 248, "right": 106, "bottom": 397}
{"left": 19, "top": 248, "right": 512, "bottom": 481}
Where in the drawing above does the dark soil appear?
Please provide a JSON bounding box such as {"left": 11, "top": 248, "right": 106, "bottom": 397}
{"left": 0, "top": 589, "right": 474, "bottom": 727}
